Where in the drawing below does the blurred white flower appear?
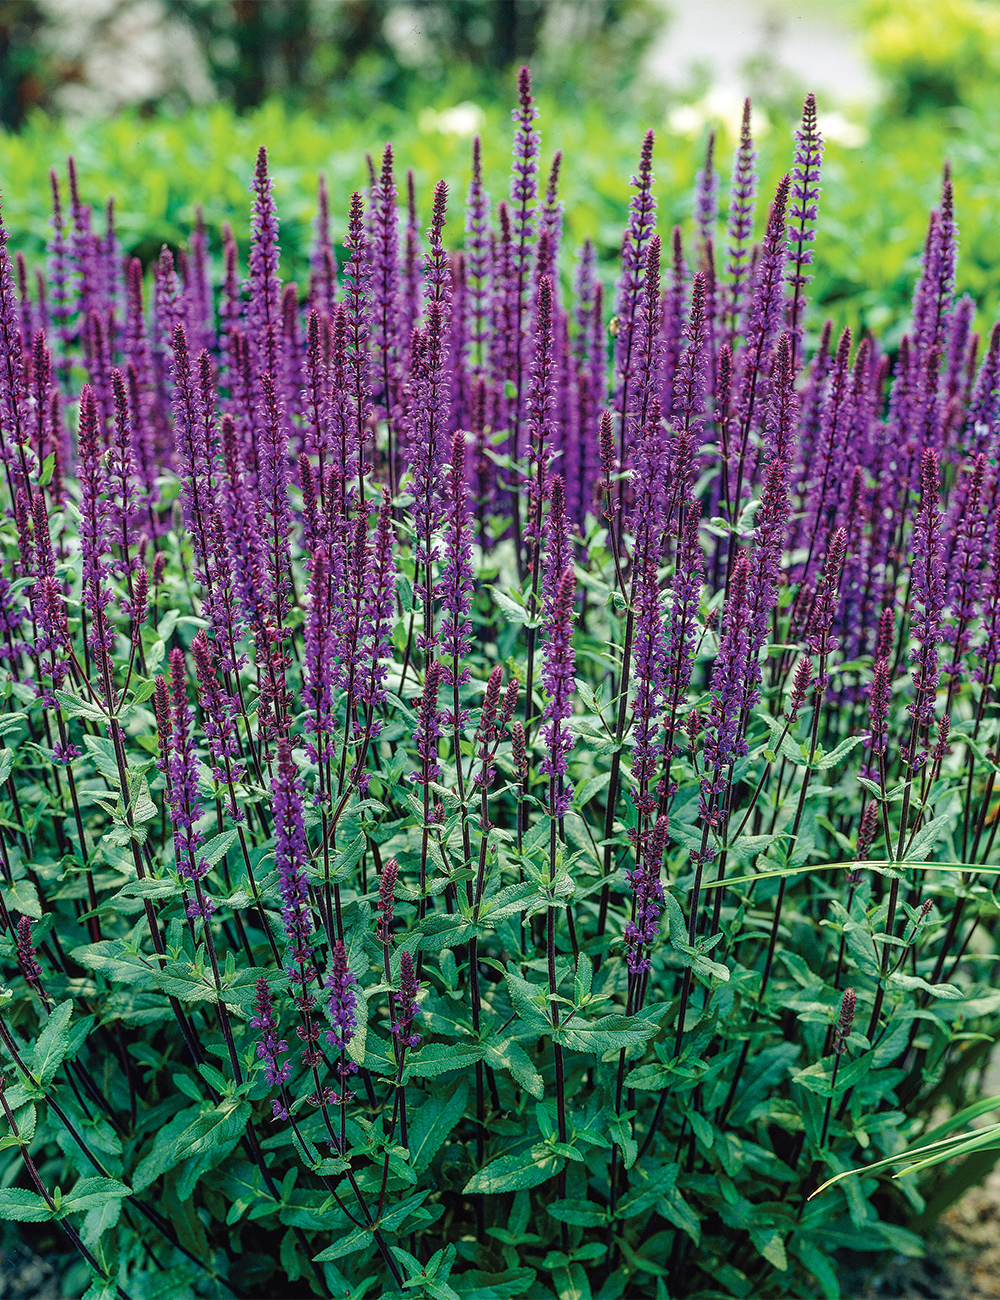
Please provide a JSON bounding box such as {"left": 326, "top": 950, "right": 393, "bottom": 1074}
{"left": 418, "top": 103, "right": 486, "bottom": 138}
{"left": 816, "top": 111, "right": 869, "bottom": 149}
{"left": 668, "top": 87, "right": 771, "bottom": 139}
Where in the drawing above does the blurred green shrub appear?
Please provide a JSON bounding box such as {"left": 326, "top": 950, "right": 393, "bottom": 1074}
{"left": 864, "top": 0, "right": 1000, "bottom": 114}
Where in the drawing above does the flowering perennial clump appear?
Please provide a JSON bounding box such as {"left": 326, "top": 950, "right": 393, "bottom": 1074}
{"left": 0, "top": 70, "right": 999, "bottom": 1300}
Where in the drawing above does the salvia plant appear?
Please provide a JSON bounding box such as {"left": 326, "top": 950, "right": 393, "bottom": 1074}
{"left": 1, "top": 70, "right": 1000, "bottom": 1300}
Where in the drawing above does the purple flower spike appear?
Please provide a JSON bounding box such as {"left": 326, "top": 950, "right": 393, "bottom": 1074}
{"left": 272, "top": 737, "right": 317, "bottom": 984}
{"left": 540, "top": 566, "right": 577, "bottom": 816}
{"left": 391, "top": 950, "right": 421, "bottom": 1050}
{"left": 326, "top": 940, "right": 358, "bottom": 1053}
{"left": 786, "top": 93, "right": 824, "bottom": 363}
{"left": 251, "top": 976, "right": 290, "bottom": 1088}
{"left": 624, "top": 816, "right": 668, "bottom": 974}
{"left": 167, "top": 647, "right": 208, "bottom": 884}
{"left": 704, "top": 555, "right": 752, "bottom": 775}
{"left": 613, "top": 129, "right": 657, "bottom": 455}
{"left": 694, "top": 130, "right": 718, "bottom": 253}
{"left": 909, "top": 449, "right": 945, "bottom": 724}
{"left": 412, "top": 661, "right": 444, "bottom": 785}
{"left": 724, "top": 99, "right": 758, "bottom": 343}
{"left": 440, "top": 433, "right": 474, "bottom": 698}
{"left": 246, "top": 145, "right": 282, "bottom": 381}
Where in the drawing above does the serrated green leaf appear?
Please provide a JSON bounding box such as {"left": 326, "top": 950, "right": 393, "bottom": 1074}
{"left": 887, "top": 972, "right": 964, "bottom": 1000}
{"left": 463, "top": 1148, "right": 563, "bottom": 1195}
{"left": 0, "top": 1187, "right": 54, "bottom": 1220}
{"left": 6, "top": 877, "right": 41, "bottom": 920}
{"left": 133, "top": 1099, "right": 249, "bottom": 1193}
{"left": 59, "top": 1177, "right": 132, "bottom": 1216}
{"left": 904, "top": 813, "right": 952, "bottom": 864}
{"left": 32, "top": 999, "right": 73, "bottom": 1086}
{"left": 313, "top": 1225, "right": 375, "bottom": 1262}
{"left": 81, "top": 1196, "right": 123, "bottom": 1247}
{"left": 402, "top": 1041, "right": 485, "bottom": 1082}
{"left": 408, "top": 1078, "right": 469, "bottom": 1173}
{"left": 484, "top": 1035, "right": 544, "bottom": 1099}
{"left": 546, "top": 1197, "right": 607, "bottom": 1226}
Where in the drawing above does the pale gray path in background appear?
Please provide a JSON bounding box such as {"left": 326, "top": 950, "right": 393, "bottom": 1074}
{"left": 644, "top": 0, "right": 877, "bottom": 105}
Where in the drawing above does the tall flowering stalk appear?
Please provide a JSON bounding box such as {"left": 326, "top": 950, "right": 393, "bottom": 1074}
{"left": 785, "top": 94, "right": 824, "bottom": 368}
{"left": 723, "top": 99, "right": 758, "bottom": 345}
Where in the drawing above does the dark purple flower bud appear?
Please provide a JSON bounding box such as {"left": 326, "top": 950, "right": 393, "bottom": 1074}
{"left": 15, "top": 916, "right": 42, "bottom": 992}
{"left": 376, "top": 856, "right": 398, "bottom": 944}
{"left": 343, "top": 189, "right": 374, "bottom": 484}
{"left": 167, "top": 648, "right": 209, "bottom": 886}
{"left": 511, "top": 720, "right": 527, "bottom": 780}
{"left": 246, "top": 145, "right": 282, "bottom": 381}
{"left": 833, "top": 987, "right": 856, "bottom": 1054}
{"left": 875, "top": 605, "right": 896, "bottom": 664}
{"left": 77, "top": 385, "right": 115, "bottom": 663}
{"left": 474, "top": 664, "right": 505, "bottom": 787}
{"left": 612, "top": 128, "right": 657, "bottom": 446}
{"left": 786, "top": 657, "right": 813, "bottom": 724}
{"left": 911, "top": 166, "right": 956, "bottom": 363}
{"left": 440, "top": 432, "right": 474, "bottom": 694}
{"left": 192, "top": 630, "right": 242, "bottom": 814}
{"left": 694, "top": 130, "right": 718, "bottom": 251}
{"left": 806, "top": 527, "right": 847, "bottom": 662}
{"left": 704, "top": 555, "right": 752, "bottom": 772}
{"left": 499, "top": 677, "right": 520, "bottom": 728}
{"left": 624, "top": 814, "right": 667, "bottom": 974}
{"left": 931, "top": 712, "right": 951, "bottom": 764}
{"left": 391, "top": 950, "right": 421, "bottom": 1050}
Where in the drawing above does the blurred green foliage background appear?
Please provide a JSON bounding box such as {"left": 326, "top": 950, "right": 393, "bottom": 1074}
{"left": 1, "top": 0, "right": 1000, "bottom": 350}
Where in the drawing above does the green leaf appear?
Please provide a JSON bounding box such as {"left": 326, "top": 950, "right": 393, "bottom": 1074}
{"left": 150, "top": 961, "right": 220, "bottom": 1006}
{"left": 546, "top": 1197, "right": 607, "bottom": 1227}
{"left": 132, "top": 1099, "right": 250, "bottom": 1193}
{"left": 59, "top": 1177, "right": 132, "bottom": 1216}
{"left": 887, "top": 972, "right": 964, "bottom": 1000}
{"left": 32, "top": 999, "right": 73, "bottom": 1086}
{"left": 463, "top": 1148, "right": 563, "bottom": 1195}
{"left": 6, "top": 877, "right": 41, "bottom": 919}
{"left": 82, "top": 1196, "right": 123, "bottom": 1247}
{"left": 408, "top": 1079, "right": 469, "bottom": 1173}
{"left": 54, "top": 689, "right": 108, "bottom": 723}
{"left": 200, "top": 829, "right": 239, "bottom": 868}
{"left": 814, "top": 735, "right": 864, "bottom": 770}
{"left": 0, "top": 1187, "right": 54, "bottom": 1221}
{"left": 904, "top": 813, "right": 952, "bottom": 864}
{"left": 484, "top": 1035, "right": 544, "bottom": 1099}
{"left": 70, "top": 939, "right": 157, "bottom": 988}
{"left": 504, "top": 971, "right": 552, "bottom": 1030}
{"left": 488, "top": 586, "right": 530, "bottom": 627}
{"left": 313, "top": 1226, "right": 375, "bottom": 1263}
{"left": 402, "top": 1041, "right": 485, "bottom": 1082}
{"left": 112, "top": 877, "right": 180, "bottom": 902}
